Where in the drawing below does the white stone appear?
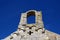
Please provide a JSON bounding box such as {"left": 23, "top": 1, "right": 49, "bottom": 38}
{"left": 4, "top": 10, "right": 60, "bottom": 40}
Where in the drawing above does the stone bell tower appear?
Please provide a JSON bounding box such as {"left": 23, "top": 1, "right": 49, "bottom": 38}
{"left": 4, "top": 10, "right": 60, "bottom": 40}
{"left": 18, "top": 10, "right": 44, "bottom": 31}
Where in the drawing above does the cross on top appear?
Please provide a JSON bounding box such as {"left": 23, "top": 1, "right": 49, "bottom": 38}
{"left": 28, "top": 31, "right": 33, "bottom": 35}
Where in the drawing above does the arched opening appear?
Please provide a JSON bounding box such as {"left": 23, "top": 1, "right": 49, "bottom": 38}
{"left": 27, "top": 11, "right": 35, "bottom": 24}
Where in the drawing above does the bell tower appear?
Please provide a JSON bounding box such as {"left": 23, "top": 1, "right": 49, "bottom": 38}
{"left": 18, "top": 10, "right": 44, "bottom": 29}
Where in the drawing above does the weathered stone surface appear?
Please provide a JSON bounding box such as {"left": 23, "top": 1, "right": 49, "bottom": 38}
{"left": 4, "top": 10, "right": 60, "bottom": 40}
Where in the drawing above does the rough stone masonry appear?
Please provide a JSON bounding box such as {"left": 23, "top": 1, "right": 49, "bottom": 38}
{"left": 4, "top": 10, "right": 60, "bottom": 40}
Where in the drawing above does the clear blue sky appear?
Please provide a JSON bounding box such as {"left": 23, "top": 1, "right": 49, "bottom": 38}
{"left": 0, "top": 0, "right": 60, "bottom": 39}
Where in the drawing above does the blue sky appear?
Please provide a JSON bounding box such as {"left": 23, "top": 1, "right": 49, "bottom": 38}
{"left": 0, "top": 0, "right": 60, "bottom": 39}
